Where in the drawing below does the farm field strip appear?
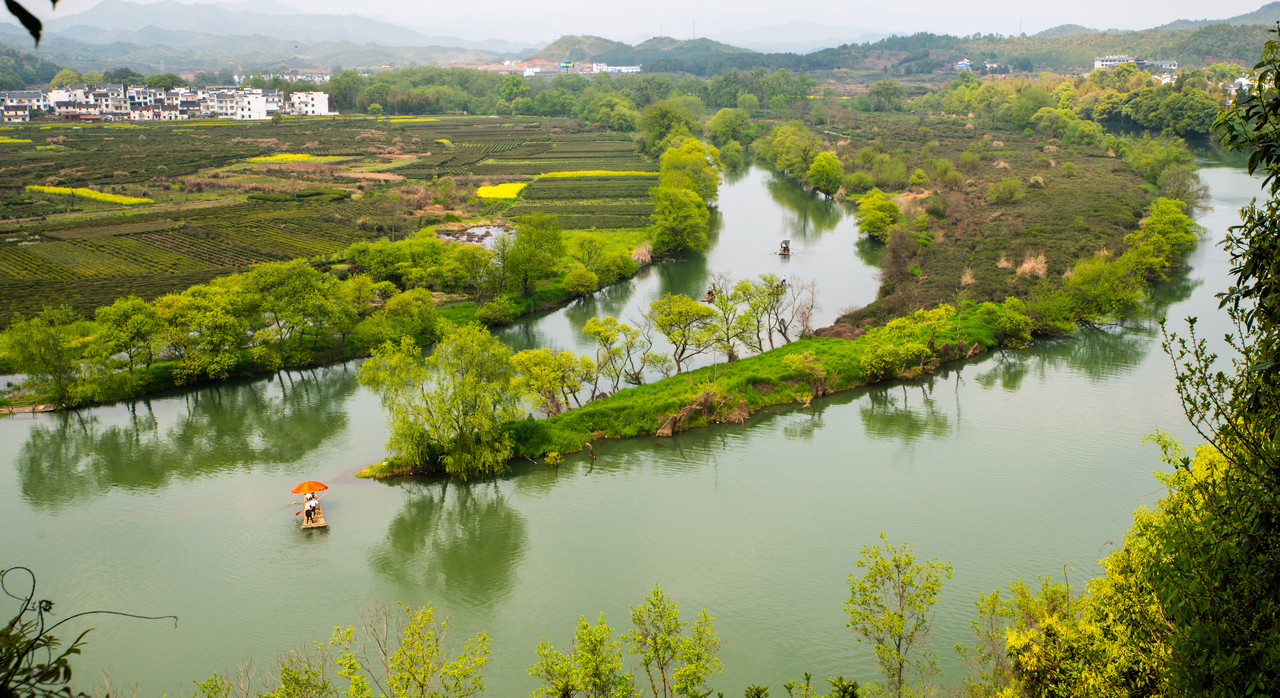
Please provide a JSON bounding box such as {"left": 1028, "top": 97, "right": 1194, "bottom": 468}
{"left": 27, "top": 239, "right": 151, "bottom": 277}
{"left": 0, "top": 245, "right": 79, "bottom": 280}
{"left": 68, "top": 236, "right": 212, "bottom": 274}
{"left": 40, "top": 219, "right": 180, "bottom": 239}
{"left": 133, "top": 231, "right": 270, "bottom": 267}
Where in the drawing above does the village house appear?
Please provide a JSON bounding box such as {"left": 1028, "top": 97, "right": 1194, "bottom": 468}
{"left": 0, "top": 83, "right": 334, "bottom": 122}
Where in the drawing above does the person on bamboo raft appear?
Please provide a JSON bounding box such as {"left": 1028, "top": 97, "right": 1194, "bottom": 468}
{"left": 304, "top": 493, "right": 318, "bottom": 523}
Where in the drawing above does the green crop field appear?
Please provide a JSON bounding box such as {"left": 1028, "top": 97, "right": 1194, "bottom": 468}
{"left": 0, "top": 115, "right": 658, "bottom": 322}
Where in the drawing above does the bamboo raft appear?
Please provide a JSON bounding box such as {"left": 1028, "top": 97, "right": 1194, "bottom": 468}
{"left": 301, "top": 502, "right": 327, "bottom": 529}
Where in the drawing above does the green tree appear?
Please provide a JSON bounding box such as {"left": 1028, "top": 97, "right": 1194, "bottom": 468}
{"left": 572, "top": 234, "right": 608, "bottom": 271}
{"left": 529, "top": 614, "right": 637, "bottom": 698}
{"left": 444, "top": 245, "right": 497, "bottom": 306}
{"left": 648, "top": 294, "right": 714, "bottom": 373}
{"left": 357, "top": 326, "right": 521, "bottom": 479}
{"left": 648, "top": 187, "right": 710, "bottom": 255}
{"left": 87, "top": 295, "right": 162, "bottom": 392}
{"left": 807, "top": 152, "right": 844, "bottom": 196}
{"left": 49, "top": 69, "right": 80, "bottom": 88}
{"left": 380, "top": 288, "right": 443, "bottom": 340}
{"left": 389, "top": 604, "right": 490, "bottom": 698}
{"left": 704, "top": 108, "right": 751, "bottom": 146}
{"left": 244, "top": 259, "right": 335, "bottom": 369}
{"left": 80, "top": 71, "right": 103, "bottom": 88}
{"left": 510, "top": 347, "right": 595, "bottom": 415}
{"left": 621, "top": 586, "right": 722, "bottom": 698}
{"left": 154, "top": 283, "right": 248, "bottom": 385}
{"left": 501, "top": 74, "right": 530, "bottom": 102}
{"left": 505, "top": 214, "right": 565, "bottom": 297}
{"left": 5, "top": 306, "right": 83, "bottom": 406}
{"left": 640, "top": 100, "right": 699, "bottom": 153}
{"left": 855, "top": 189, "right": 902, "bottom": 242}
{"left": 563, "top": 264, "right": 600, "bottom": 297}
{"left": 844, "top": 533, "right": 953, "bottom": 698}
{"left": 868, "top": 79, "right": 905, "bottom": 111}
{"left": 144, "top": 73, "right": 186, "bottom": 90}
{"left": 659, "top": 138, "right": 723, "bottom": 203}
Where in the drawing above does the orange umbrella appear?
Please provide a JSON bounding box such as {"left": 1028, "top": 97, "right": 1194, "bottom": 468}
{"left": 291, "top": 481, "right": 329, "bottom": 494}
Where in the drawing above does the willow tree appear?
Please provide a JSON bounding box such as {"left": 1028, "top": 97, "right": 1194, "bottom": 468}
{"left": 358, "top": 326, "right": 520, "bottom": 479}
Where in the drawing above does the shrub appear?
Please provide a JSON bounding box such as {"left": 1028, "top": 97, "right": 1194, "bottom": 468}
{"left": 909, "top": 169, "right": 930, "bottom": 186}
{"left": 855, "top": 188, "right": 902, "bottom": 241}
{"left": 597, "top": 251, "right": 639, "bottom": 285}
{"left": 719, "top": 140, "right": 745, "bottom": 169}
{"left": 986, "top": 177, "right": 1025, "bottom": 204}
{"left": 1061, "top": 162, "right": 1079, "bottom": 177}
{"left": 958, "top": 149, "right": 981, "bottom": 171}
{"left": 842, "top": 172, "right": 875, "bottom": 194}
{"left": 476, "top": 295, "right": 519, "bottom": 325}
{"left": 924, "top": 194, "right": 948, "bottom": 219}
{"left": 563, "top": 264, "right": 599, "bottom": 296}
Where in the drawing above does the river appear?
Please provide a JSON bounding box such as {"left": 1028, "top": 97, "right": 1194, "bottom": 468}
{"left": 0, "top": 162, "right": 1250, "bottom": 696}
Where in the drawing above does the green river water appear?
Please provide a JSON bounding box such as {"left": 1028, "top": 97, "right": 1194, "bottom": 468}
{"left": 0, "top": 163, "right": 1251, "bottom": 696}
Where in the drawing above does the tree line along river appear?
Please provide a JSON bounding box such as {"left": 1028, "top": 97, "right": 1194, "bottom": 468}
{"left": 0, "top": 160, "right": 1249, "bottom": 696}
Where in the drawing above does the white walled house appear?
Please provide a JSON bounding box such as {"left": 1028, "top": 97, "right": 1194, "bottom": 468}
{"left": 289, "top": 91, "right": 335, "bottom": 116}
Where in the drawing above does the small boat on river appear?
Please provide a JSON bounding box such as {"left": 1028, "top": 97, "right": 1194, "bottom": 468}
{"left": 301, "top": 502, "right": 327, "bottom": 530}
{"left": 777, "top": 240, "right": 791, "bottom": 256}
{"left": 293, "top": 480, "right": 329, "bottom": 530}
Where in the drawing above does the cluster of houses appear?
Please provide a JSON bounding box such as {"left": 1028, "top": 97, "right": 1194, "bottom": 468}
{"left": 1092, "top": 55, "right": 1178, "bottom": 71}
{"left": 0, "top": 84, "right": 336, "bottom": 123}
{"left": 486, "top": 58, "right": 642, "bottom": 77}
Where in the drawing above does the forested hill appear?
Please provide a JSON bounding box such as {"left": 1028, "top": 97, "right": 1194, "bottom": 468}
{"left": 626, "top": 22, "right": 1272, "bottom": 76}
{"left": 1154, "top": 0, "right": 1280, "bottom": 31}
{"left": 531, "top": 35, "right": 755, "bottom": 65}
{"left": 0, "top": 43, "right": 62, "bottom": 89}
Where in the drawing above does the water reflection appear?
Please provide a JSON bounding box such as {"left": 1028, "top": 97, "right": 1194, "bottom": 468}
{"left": 854, "top": 237, "right": 882, "bottom": 268}
{"left": 368, "top": 479, "right": 529, "bottom": 606}
{"left": 859, "top": 382, "right": 953, "bottom": 442}
{"left": 974, "top": 327, "right": 1150, "bottom": 388}
{"left": 16, "top": 366, "right": 357, "bottom": 509}
{"left": 764, "top": 173, "right": 843, "bottom": 239}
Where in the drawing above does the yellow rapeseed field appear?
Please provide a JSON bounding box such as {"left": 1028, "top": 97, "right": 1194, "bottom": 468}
{"left": 540, "top": 171, "right": 658, "bottom": 178}
{"left": 247, "top": 153, "right": 333, "bottom": 163}
{"left": 476, "top": 182, "right": 527, "bottom": 199}
{"left": 27, "top": 185, "right": 153, "bottom": 205}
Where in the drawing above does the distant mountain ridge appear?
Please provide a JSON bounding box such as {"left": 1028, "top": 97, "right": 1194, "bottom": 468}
{"left": 33, "top": 0, "right": 544, "bottom": 55}
{"left": 1033, "top": 2, "right": 1280, "bottom": 38}
{"left": 531, "top": 35, "right": 756, "bottom": 64}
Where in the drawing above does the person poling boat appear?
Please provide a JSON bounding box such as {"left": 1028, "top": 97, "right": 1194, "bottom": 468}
{"left": 292, "top": 480, "right": 329, "bottom": 529}
{"left": 778, "top": 240, "right": 791, "bottom": 256}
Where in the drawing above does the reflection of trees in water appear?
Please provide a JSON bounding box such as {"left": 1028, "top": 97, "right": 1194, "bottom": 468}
{"left": 654, "top": 257, "right": 710, "bottom": 301}
{"left": 17, "top": 366, "right": 358, "bottom": 508}
{"left": 1146, "top": 264, "right": 1202, "bottom": 316}
{"left": 764, "top": 173, "right": 843, "bottom": 240}
{"left": 859, "top": 382, "right": 952, "bottom": 443}
{"left": 722, "top": 162, "right": 752, "bottom": 186}
{"left": 975, "top": 327, "right": 1151, "bottom": 388}
{"left": 854, "top": 236, "right": 883, "bottom": 269}
{"left": 368, "top": 480, "right": 528, "bottom": 607}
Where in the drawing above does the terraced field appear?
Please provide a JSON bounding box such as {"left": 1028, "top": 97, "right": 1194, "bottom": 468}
{"left": 0, "top": 115, "right": 654, "bottom": 321}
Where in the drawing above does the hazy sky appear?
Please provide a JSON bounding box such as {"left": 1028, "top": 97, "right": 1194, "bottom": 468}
{"left": 11, "top": 0, "right": 1277, "bottom": 43}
